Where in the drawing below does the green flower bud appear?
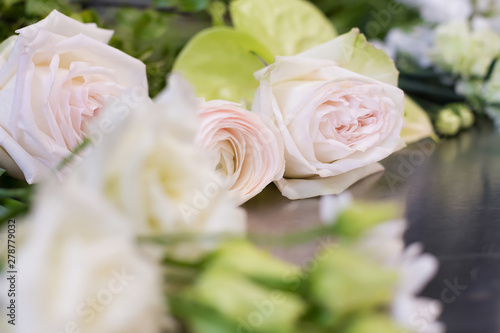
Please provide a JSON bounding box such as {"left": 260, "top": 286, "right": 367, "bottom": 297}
{"left": 332, "top": 201, "right": 400, "bottom": 239}
{"left": 185, "top": 268, "right": 306, "bottom": 333}
{"left": 344, "top": 314, "right": 407, "bottom": 333}
{"left": 455, "top": 104, "right": 475, "bottom": 129}
{"left": 308, "top": 247, "right": 398, "bottom": 324}
{"left": 435, "top": 108, "right": 461, "bottom": 136}
{"left": 206, "top": 241, "right": 301, "bottom": 291}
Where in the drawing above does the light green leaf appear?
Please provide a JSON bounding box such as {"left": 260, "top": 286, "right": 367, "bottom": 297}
{"left": 298, "top": 28, "right": 399, "bottom": 86}
{"left": 173, "top": 27, "right": 274, "bottom": 103}
{"left": 401, "top": 96, "right": 437, "bottom": 144}
{"left": 230, "top": 0, "right": 337, "bottom": 56}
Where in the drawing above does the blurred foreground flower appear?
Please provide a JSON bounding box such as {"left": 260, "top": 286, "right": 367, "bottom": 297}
{"left": 76, "top": 75, "right": 246, "bottom": 260}
{"left": 1, "top": 179, "right": 171, "bottom": 333}
{"left": 431, "top": 20, "right": 500, "bottom": 79}
{"left": 164, "top": 195, "right": 443, "bottom": 333}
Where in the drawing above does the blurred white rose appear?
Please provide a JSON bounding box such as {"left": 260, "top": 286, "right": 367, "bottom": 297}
{"left": 253, "top": 29, "right": 405, "bottom": 200}
{"left": 196, "top": 100, "right": 284, "bottom": 204}
{"left": 431, "top": 20, "right": 500, "bottom": 78}
{"left": 400, "top": 0, "right": 472, "bottom": 24}
{"left": 0, "top": 180, "right": 170, "bottom": 333}
{"left": 77, "top": 75, "right": 246, "bottom": 260}
{"left": 0, "top": 10, "right": 147, "bottom": 183}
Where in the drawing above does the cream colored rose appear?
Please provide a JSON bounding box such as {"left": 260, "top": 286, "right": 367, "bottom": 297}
{"left": 196, "top": 100, "right": 284, "bottom": 204}
{"left": 77, "top": 75, "right": 246, "bottom": 260}
{"left": 253, "top": 31, "right": 405, "bottom": 199}
{"left": 0, "top": 180, "right": 171, "bottom": 333}
{"left": 0, "top": 10, "right": 147, "bottom": 183}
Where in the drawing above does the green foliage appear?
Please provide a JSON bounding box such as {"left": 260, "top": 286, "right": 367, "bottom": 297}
{"left": 108, "top": 8, "right": 211, "bottom": 97}
{"left": 0, "top": 0, "right": 98, "bottom": 43}
{"left": 154, "top": 0, "right": 209, "bottom": 12}
{"left": 0, "top": 169, "right": 32, "bottom": 225}
{"left": 309, "top": 0, "right": 420, "bottom": 39}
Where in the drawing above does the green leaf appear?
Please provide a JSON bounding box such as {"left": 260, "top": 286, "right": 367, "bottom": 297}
{"left": 401, "top": 96, "right": 437, "bottom": 144}
{"left": 25, "top": 0, "right": 74, "bottom": 16}
{"left": 230, "top": 0, "right": 336, "bottom": 56}
{"left": 298, "top": 28, "right": 399, "bottom": 86}
{"left": 154, "top": 0, "right": 209, "bottom": 12}
{"left": 0, "top": 198, "right": 28, "bottom": 223}
{"left": 173, "top": 27, "right": 274, "bottom": 103}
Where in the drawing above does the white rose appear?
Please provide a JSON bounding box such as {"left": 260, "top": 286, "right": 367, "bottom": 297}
{"left": 0, "top": 180, "right": 171, "bottom": 333}
{"left": 77, "top": 75, "right": 246, "bottom": 260}
{"left": 0, "top": 10, "right": 147, "bottom": 183}
{"left": 431, "top": 20, "right": 500, "bottom": 78}
{"left": 253, "top": 29, "right": 405, "bottom": 199}
{"left": 196, "top": 100, "right": 284, "bottom": 204}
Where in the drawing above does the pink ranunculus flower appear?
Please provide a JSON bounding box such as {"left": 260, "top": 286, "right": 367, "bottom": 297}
{"left": 253, "top": 29, "right": 405, "bottom": 200}
{"left": 0, "top": 10, "right": 148, "bottom": 183}
{"left": 196, "top": 100, "right": 285, "bottom": 204}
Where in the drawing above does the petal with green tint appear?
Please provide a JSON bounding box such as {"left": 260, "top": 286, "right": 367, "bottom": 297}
{"left": 0, "top": 36, "right": 16, "bottom": 66}
{"left": 207, "top": 241, "right": 301, "bottom": 290}
{"left": 173, "top": 27, "right": 274, "bottom": 103}
{"left": 308, "top": 247, "right": 398, "bottom": 323}
{"left": 189, "top": 268, "right": 306, "bottom": 333}
{"left": 331, "top": 201, "right": 401, "bottom": 239}
{"left": 298, "top": 28, "right": 399, "bottom": 86}
{"left": 230, "top": 0, "right": 337, "bottom": 56}
{"left": 344, "top": 314, "right": 407, "bottom": 333}
{"left": 401, "top": 96, "right": 437, "bottom": 144}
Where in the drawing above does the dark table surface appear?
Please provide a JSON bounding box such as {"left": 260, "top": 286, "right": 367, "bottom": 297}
{"left": 245, "top": 119, "right": 500, "bottom": 333}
